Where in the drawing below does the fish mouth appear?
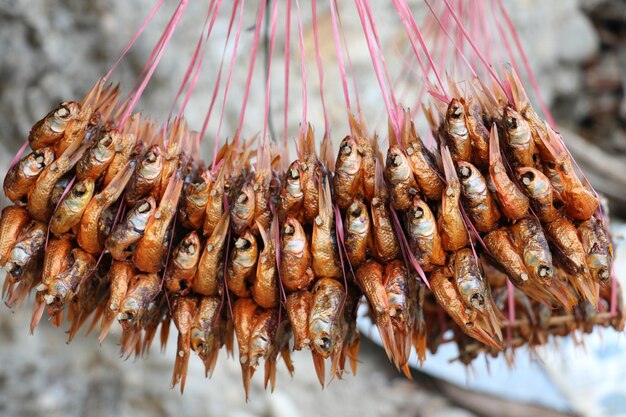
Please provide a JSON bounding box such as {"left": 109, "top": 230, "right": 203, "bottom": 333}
{"left": 314, "top": 335, "right": 333, "bottom": 355}
{"left": 469, "top": 293, "right": 485, "bottom": 310}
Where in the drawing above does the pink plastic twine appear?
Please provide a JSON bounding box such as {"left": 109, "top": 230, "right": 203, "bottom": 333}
{"left": 236, "top": 0, "right": 268, "bottom": 135}
{"left": 198, "top": 0, "right": 240, "bottom": 167}
{"left": 7, "top": 140, "right": 29, "bottom": 173}
{"left": 283, "top": 0, "right": 292, "bottom": 151}
{"left": 495, "top": 0, "right": 554, "bottom": 127}
{"left": 119, "top": 0, "right": 190, "bottom": 129}
{"left": 104, "top": 0, "right": 165, "bottom": 81}
{"left": 389, "top": 207, "right": 430, "bottom": 289}
{"left": 354, "top": 0, "right": 400, "bottom": 136}
{"left": 440, "top": 0, "right": 508, "bottom": 98}
{"left": 311, "top": 0, "right": 329, "bottom": 135}
{"left": 214, "top": 0, "right": 245, "bottom": 147}
{"left": 424, "top": 0, "right": 477, "bottom": 79}
{"left": 294, "top": 0, "right": 308, "bottom": 133}
{"left": 329, "top": 0, "right": 353, "bottom": 116}
{"left": 391, "top": 0, "right": 450, "bottom": 101}
{"left": 262, "top": 0, "right": 279, "bottom": 143}
{"left": 332, "top": 204, "right": 352, "bottom": 311}
{"left": 168, "top": 0, "right": 222, "bottom": 120}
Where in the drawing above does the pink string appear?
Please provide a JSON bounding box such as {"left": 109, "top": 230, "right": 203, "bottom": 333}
{"left": 198, "top": 0, "right": 240, "bottom": 167}
{"left": 332, "top": 204, "right": 352, "bottom": 311}
{"left": 329, "top": 0, "right": 352, "bottom": 114}
{"left": 283, "top": 0, "right": 292, "bottom": 151}
{"left": 45, "top": 175, "right": 76, "bottom": 249}
{"left": 311, "top": 0, "right": 329, "bottom": 135}
{"left": 440, "top": 0, "right": 508, "bottom": 97}
{"left": 119, "top": 0, "right": 190, "bottom": 129}
{"left": 477, "top": 0, "right": 494, "bottom": 66}
{"left": 424, "top": 0, "right": 477, "bottom": 79}
{"left": 104, "top": 0, "right": 164, "bottom": 81}
{"left": 389, "top": 207, "right": 430, "bottom": 289}
{"left": 167, "top": 0, "right": 216, "bottom": 120}
{"left": 262, "top": 0, "right": 279, "bottom": 143}
{"left": 236, "top": 0, "right": 268, "bottom": 135}
{"left": 179, "top": 0, "right": 224, "bottom": 115}
{"left": 491, "top": 1, "right": 523, "bottom": 85}
{"left": 362, "top": 0, "right": 399, "bottom": 112}
{"left": 392, "top": 0, "right": 450, "bottom": 101}
{"left": 294, "top": 0, "right": 308, "bottom": 131}
{"left": 354, "top": 0, "right": 400, "bottom": 136}
{"left": 7, "top": 140, "right": 29, "bottom": 173}
{"left": 333, "top": 204, "right": 356, "bottom": 281}
{"left": 214, "top": 0, "right": 245, "bottom": 146}
{"left": 338, "top": 5, "right": 362, "bottom": 117}
{"left": 495, "top": 0, "right": 554, "bottom": 127}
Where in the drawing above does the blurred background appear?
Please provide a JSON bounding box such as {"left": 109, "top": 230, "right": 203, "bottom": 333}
{"left": 0, "top": 0, "right": 625, "bottom": 416}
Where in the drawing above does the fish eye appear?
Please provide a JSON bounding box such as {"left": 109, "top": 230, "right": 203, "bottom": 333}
{"left": 137, "top": 201, "right": 152, "bottom": 213}
{"left": 413, "top": 207, "right": 424, "bottom": 219}
{"left": 520, "top": 171, "right": 535, "bottom": 185}
{"left": 100, "top": 135, "right": 113, "bottom": 147}
{"left": 146, "top": 151, "right": 158, "bottom": 163}
{"left": 349, "top": 203, "right": 362, "bottom": 216}
{"left": 452, "top": 104, "right": 463, "bottom": 117}
{"left": 283, "top": 224, "right": 294, "bottom": 235}
{"left": 538, "top": 265, "right": 552, "bottom": 278}
{"left": 600, "top": 269, "right": 609, "bottom": 281}
{"left": 470, "top": 293, "right": 485, "bottom": 309}
{"left": 74, "top": 183, "right": 88, "bottom": 195}
{"left": 289, "top": 168, "right": 300, "bottom": 179}
{"left": 458, "top": 165, "right": 471, "bottom": 179}
{"left": 341, "top": 144, "right": 352, "bottom": 155}
{"left": 55, "top": 105, "right": 71, "bottom": 120}
{"left": 237, "top": 193, "right": 248, "bottom": 204}
{"left": 185, "top": 241, "right": 197, "bottom": 254}
{"left": 505, "top": 116, "right": 518, "bottom": 129}
{"left": 235, "top": 238, "right": 250, "bottom": 249}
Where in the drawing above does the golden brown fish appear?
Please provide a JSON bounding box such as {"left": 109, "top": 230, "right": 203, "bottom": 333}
{"left": 406, "top": 196, "right": 446, "bottom": 271}
{"left": 226, "top": 230, "right": 258, "bottom": 298}
{"left": 344, "top": 198, "right": 371, "bottom": 268}
{"left": 4, "top": 148, "right": 55, "bottom": 203}
{"left": 0, "top": 205, "right": 30, "bottom": 267}
{"left": 285, "top": 290, "right": 313, "bottom": 350}
{"left": 438, "top": 147, "right": 469, "bottom": 251}
{"left": 280, "top": 217, "right": 314, "bottom": 292}
{"left": 49, "top": 178, "right": 95, "bottom": 236}
{"left": 28, "top": 101, "right": 80, "bottom": 150}
{"left": 193, "top": 212, "right": 230, "bottom": 296}
{"left": 165, "top": 231, "right": 201, "bottom": 295}
{"left": 488, "top": 126, "right": 529, "bottom": 220}
{"left": 458, "top": 161, "right": 501, "bottom": 233}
